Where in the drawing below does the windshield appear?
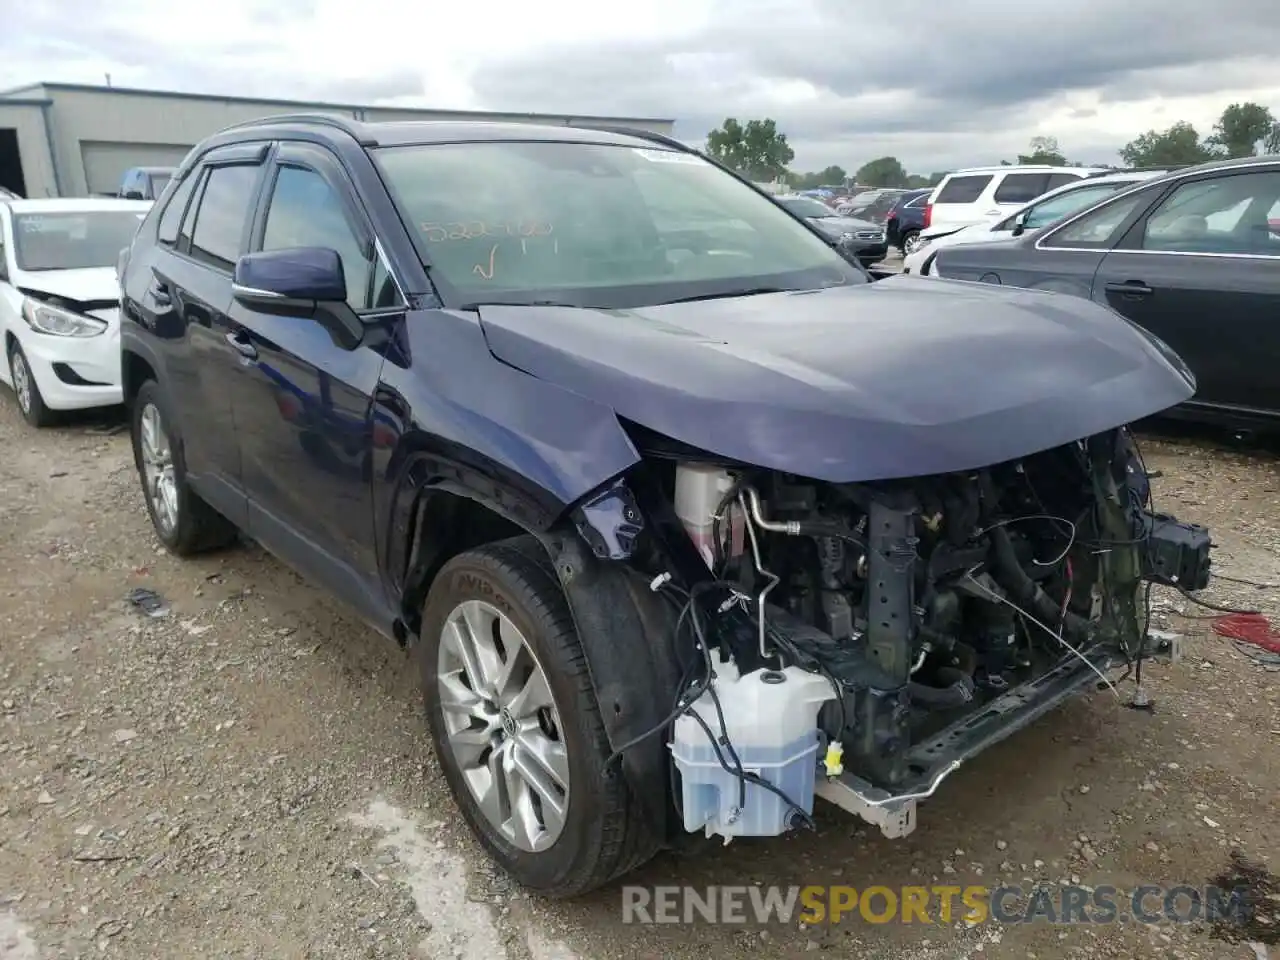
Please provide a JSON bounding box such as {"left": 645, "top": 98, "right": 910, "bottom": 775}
{"left": 11, "top": 210, "right": 146, "bottom": 271}
{"left": 374, "top": 140, "right": 863, "bottom": 308}
{"left": 779, "top": 196, "right": 836, "bottom": 218}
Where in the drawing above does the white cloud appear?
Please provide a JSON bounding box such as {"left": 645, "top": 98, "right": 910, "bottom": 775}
{"left": 2, "top": 0, "right": 1278, "bottom": 173}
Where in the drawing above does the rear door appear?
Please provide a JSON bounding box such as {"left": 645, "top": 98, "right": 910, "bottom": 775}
{"left": 224, "top": 141, "right": 402, "bottom": 620}
{"left": 125, "top": 144, "right": 268, "bottom": 524}
{"left": 1091, "top": 165, "right": 1280, "bottom": 414}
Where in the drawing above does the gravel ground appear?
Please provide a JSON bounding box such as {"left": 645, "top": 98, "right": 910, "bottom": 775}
{"left": 1, "top": 397, "right": 1277, "bottom": 960}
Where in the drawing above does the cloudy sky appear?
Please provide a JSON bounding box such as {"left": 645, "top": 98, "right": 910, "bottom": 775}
{"left": 2, "top": 0, "right": 1278, "bottom": 174}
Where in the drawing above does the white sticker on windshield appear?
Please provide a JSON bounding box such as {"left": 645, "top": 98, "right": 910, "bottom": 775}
{"left": 633, "top": 148, "right": 704, "bottom": 165}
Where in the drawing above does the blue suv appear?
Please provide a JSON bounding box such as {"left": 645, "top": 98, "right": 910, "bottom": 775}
{"left": 117, "top": 114, "right": 1208, "bottom": 898}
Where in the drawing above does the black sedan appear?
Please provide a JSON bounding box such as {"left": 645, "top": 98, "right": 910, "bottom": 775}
{"left": 777, "top": 195, "right": 889, "bottom": 265}
{"left": 930, "top": 155, "right": 1280, "bottom": 428}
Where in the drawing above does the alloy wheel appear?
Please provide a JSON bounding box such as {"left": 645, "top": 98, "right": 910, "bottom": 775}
{"left": 10, "top": 350, "right": 31, "bottom": 416}
{"left": 903, "top": 234, "right": 921, "bottom": 255}
{"left": 139, "top": 402, "right": 179, "bottom": 535}
{"left": 438, "top": 599, "right": 570, "bottom": 853}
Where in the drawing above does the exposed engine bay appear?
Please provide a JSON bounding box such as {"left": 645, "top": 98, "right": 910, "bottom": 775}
{"left": 627, "top": 429, "right": 1212, "bottom": 843}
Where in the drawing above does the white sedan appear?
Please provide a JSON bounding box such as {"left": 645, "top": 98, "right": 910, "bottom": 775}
{"left": 902, "top": 171, "right": 1163, "bottom": 276}
{"left": 0, "top": 197, "right": 150, "bottom": 426}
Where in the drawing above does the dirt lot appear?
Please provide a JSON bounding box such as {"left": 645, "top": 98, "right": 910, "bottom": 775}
{"left": 1, "top": 398, "right": 1278, "bottom": 960}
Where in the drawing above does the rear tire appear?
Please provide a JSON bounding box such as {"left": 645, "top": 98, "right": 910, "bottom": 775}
{"left": 130, "top": 380, "right": 238, "bottom": 556}
{"left": 900, "top": 230, "right": 921, "bottom": 255}
{"left": 419, "top": 536, "right": 656, "bottom": 897}
{"left": 8, "top": 342, "right": 55, "bottom": 428}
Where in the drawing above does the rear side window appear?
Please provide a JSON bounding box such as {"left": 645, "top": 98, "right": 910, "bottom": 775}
{"left": 188, "top": 164, "right": 261, "bottom": 271}
{"left": 906, "top": 194, "right": 929, "bottom": 208}
{"left": 993, "top": 173, "right": 1051, "bottom": 204}
{"left": 935, "top": 175, "right": 993, "bottom": 204}
{"left": 157, "top": 172, "right": 197, "bottom": 246}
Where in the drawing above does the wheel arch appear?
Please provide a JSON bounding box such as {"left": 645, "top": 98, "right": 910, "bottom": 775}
{"left": 121, "top": 341, "right": 161, "bottom": 409}
{"left": 395, "top": 465, "right": 685, "bottom": 842}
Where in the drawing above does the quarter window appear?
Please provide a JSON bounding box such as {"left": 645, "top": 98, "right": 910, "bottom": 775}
{"left": 189, "top": 164, "right": 261, "bottom": 271}
{"left": 1141, "top": 171, "right": 1280, "bottom": 256}
{"left": 935, "top": 175, "right": 992, "bottom": 204}
{"left": 261, "top": 165, "right": 376, "bottom": 309}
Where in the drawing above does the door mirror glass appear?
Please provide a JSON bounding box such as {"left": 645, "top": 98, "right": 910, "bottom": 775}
{"left": 1010, "top": 211, "right": 1029, "bottom": 237}
{"left": 232, "top": 247, "right": 347, "bottom": 305}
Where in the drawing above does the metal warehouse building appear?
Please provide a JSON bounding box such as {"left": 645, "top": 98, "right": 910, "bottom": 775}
{"left": 0, "top": 82, "right": 676, "bottom": 199}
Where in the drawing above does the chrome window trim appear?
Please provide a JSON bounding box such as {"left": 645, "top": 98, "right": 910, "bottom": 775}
{"left": 1036, "top": 159, "right": 1280, "bottom": 255}
{"left": 372, "top": 236, "right": 408, "bottom": 305}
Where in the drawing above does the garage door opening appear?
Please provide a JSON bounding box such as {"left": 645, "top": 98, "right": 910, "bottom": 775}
{"left": 0, "top": 129, "right": 26, "bottom": 197}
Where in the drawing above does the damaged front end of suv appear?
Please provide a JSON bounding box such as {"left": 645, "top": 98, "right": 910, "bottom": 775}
{"left": 462, "top": 284, "right": 1213, "bottom": 890}
{"left": 576, "top": 427, "right": 1209, "bottom": 847}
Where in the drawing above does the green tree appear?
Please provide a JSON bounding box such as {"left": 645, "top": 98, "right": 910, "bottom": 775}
{"left": 1207, "top": 102, "right": 1275, "bottom": 158}
{"left": 855, "top": 156, "right": 908, "bottom": 187}
{"left": 1119, "top": 121, "right": 1217, "bottom": 168}
{"left": 1016, "top": 135, "right": 1068, "bottom": 165}
{"left": 705, "top": 117, "right": 795, "bottom": 181}
{"left": 928, "top": 171, "right": 948, "bottom": 186}
{"left": 788, "top": 165, "right": 848, "bottom": 190}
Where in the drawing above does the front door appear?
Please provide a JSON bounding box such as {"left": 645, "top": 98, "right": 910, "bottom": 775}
{"left": 1092, "top": 167, "right": 1280, "bottom": 414}
{"left": 223, "top": 143, "right": 399, "bottom": 624}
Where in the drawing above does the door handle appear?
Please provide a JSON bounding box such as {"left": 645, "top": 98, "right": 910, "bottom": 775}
{"left": 225, "top": 331, "right": 258, "bottom": 359}
{"left": 1104, "top": 280, "right": 1154, "bottom": 297}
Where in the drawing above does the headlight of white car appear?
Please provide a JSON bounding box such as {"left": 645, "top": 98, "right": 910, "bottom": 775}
{"left": 21, "top": 298, "right": 107, "bottom": 338}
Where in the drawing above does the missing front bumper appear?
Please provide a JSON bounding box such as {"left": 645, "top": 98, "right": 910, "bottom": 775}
{"left": 816, "top": 644, "right": 1117, "bottom": 837}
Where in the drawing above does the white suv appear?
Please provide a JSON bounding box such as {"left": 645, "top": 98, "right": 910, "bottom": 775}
{"left": 924, "top": 165, "right": 1109, "bottom": 235}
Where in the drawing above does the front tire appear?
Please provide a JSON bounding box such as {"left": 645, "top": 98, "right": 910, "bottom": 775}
{"left": 419, "top": 537, "right": 654, "bottom": 897}
{"left": 8, "top": 342, "right": 54, "bottom": 427}
{"left": 130, "top": 380, "right": 238, "bottom": 555}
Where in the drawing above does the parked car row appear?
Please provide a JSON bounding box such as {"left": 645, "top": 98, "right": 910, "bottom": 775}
{"left": 775, "top": 194, "right": 888, "bottom": 265}
{"left": 926, "top": 155, "right": 1280, "bottom": 430}
{"left": 903, "top": 170, "right": 1168, "bottom": 274}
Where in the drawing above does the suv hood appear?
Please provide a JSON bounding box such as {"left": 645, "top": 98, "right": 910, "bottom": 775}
{"left": 476, "top": 279, "right": 1194, "bottom": 483}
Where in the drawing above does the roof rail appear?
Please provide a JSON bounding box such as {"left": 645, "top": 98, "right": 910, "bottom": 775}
{"left": 216, "top": 112, "right": 366, "bottom": 140}
{"left": 572, "top": 124, "right": 699, "bottom": 154}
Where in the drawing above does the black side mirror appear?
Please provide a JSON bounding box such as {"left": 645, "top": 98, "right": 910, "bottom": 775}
{"left": 123, "top": 189, "right": 144, "bottom": 200}
{"left": 1010, "top": 211, "right": 1029, "bottom": 237}
{"left": 232, "top": 247, "right": 363, "bottom": 349}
